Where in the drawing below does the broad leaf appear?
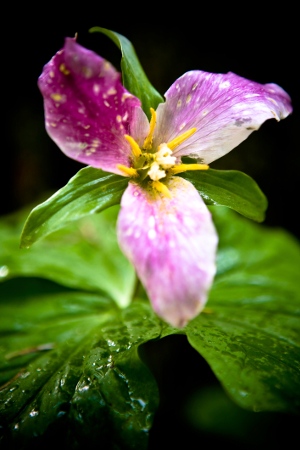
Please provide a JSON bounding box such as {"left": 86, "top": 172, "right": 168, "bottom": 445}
{"left": 89, "top": 27, "right": 164, "bottom": 118}
{"left": 20, "top": 167, "right": 128, "bottom": 248}
{"left": 0, "top": 204, "right": 299, "bottom": 448}
{"left": 187, "top": 207, "right": 300, "bottom": 413}
{"left": 2, "top": 206, "right": 135, "bottom": 307}
{"left": 0, "top": 280, "right": 161, "bottom": 449}
{"left": 182, "top": 169, "right": 268, "bottom": 222}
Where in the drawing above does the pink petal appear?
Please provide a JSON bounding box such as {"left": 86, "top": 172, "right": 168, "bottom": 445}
{"left": 117, "top": 177, "right": 218, "bottom": 328}
{"left": 38, "top": 38, "right": 149, "bottom": 174}
{"left": 154, "top": 71, "right": 292, "bottom": 164}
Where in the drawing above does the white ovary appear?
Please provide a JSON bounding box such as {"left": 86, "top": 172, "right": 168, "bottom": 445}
{"left": 147, "top": 144, "right": 176, "bottom": 181}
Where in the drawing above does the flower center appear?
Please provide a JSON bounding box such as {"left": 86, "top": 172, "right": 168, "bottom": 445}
{"left": 147, "top": 144, "right": 176, "bottom": 181}
{"left": 117, "top": 107, "right": 209, "bottom": 197}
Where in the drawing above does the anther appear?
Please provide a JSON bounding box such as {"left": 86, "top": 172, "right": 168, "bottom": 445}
{"left": 117, "top": 164, "right": 139, "bottom": 177}
{"left": 152, "top": 180, "right": 172, "bottom": 198}
{"left": 167, "top": 128, "right": 197, "bottom": 150}
{"left": 170, "top": 163, "right": 209, "bottom": 174}
{"left": 143, "top": 108, "right": 157, "bottom": 150}
{"left": 124, "top": 135, "right": 142, "bottom": 158}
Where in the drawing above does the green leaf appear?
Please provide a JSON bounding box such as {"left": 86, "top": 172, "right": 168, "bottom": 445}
{"left": 0, "top": 279, "right": 161, "bottom": 449}
{"left": 186, "top": 206, "right": 300, "bottom": 413}
{"left": 89, "top": 27, "right": 164, "bottom": 119}
{"left": 20, "top": 166, "right": 267, "bottom": 251}
{"left": 0, "top": 201, "right": 299, "bottom": 450}
{"left": 1, "top": 206, "right": 135, "bottom": 307}
{"left": 181, "top": 169, "right": 268, "bottom": 222}
{"left": 20, "top": 166, "right": 128, "bottom": 249}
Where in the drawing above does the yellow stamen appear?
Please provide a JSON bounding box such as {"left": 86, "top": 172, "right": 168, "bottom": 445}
{"left": 167, "top": 128, "right": 197, "bottom": 150}
{"left": 170, "top": 163, "right": 209, "bottom": 174}
{"left": 152, "top": 180, "right": 172, "bottom": 198}
{"left": 143, "top": 107, "right": 157, "bottom": 150}
{"left": 117, "top": 164, "right": 138, "bottom": 177}
{"left": 124, "top": 134, "right": 142, "bottom": 158}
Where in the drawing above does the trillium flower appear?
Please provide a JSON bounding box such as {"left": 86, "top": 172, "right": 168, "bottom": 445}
{"left": 38, "top": 37, "right": 292, "bottom": 327}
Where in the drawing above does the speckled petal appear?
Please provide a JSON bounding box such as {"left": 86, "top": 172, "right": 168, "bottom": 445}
{"left": 154, "top": 71, "right": 292, "bottom": 164}
{"left": 38, "top": 38, "right": 149, "bottom": 174}
{"left": 117, "top": 177, "right": 218, "bottom": 328}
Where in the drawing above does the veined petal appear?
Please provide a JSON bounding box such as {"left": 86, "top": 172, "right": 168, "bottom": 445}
{"left": 154, "top": 71, "right": 292, "bottom": 164}
{"left": 117, "top": 177, "right": 218, "bottom": 328}
{"left": 38, "top": 38, "right": 149, "bottom": 174}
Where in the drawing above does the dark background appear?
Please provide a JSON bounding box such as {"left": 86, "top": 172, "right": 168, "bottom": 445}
{"left": 2, "top": 5, "right": 299, "bottom": 449}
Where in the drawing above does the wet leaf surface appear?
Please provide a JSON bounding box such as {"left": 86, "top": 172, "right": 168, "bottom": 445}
{"left": 0, "top": 205, "right": 299, "bottom": 448}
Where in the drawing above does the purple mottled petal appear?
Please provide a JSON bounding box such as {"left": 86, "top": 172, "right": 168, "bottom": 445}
{"left": 117, "top": 177, "right": 218, "bottom": 328}
{"left": 38, "top": 38, "right": 148, "bottom": 174}
{"left": 154, "top": 71, "right": 293, "bottom": 164}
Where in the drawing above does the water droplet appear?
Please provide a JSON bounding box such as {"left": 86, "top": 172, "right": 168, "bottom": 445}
{"left": 9, "top": 386, "right": 18, "bottom": 392}
{"left": 4, "top": 396, "right": 13, "bottom": 405}
{"left": 239, "top": 390, "right": 248, "bottom": 397}
{"left": 136, "top": 398, "right": 146, "bottom": 409}
{"left": 78, "top": 385, "right": 89, "bottom": 392}
{"left": 148, "top": 229, "right": 156, "bottom": 240}
{"left": 29, "top": 410, "right": 39, "bottom": 417}
{"left": 20, "top": 372, "right": 30, "bottom": 379}
{"left": 0, "top": 265, "right": 9, "bottom": 277}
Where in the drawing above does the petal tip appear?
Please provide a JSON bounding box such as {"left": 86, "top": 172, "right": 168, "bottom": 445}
{"left": 155, "top": 300, "right": 206, "bottom": 329}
